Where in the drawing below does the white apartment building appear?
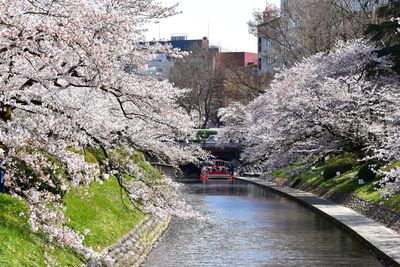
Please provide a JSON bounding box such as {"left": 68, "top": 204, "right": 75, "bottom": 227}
{"left": 258, "top": 0, "right": 388, "bottom": 73}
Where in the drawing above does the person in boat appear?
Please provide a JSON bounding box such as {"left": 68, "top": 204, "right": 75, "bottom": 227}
{"left": 227, "top": 162, "right": 234, "bottom": 175}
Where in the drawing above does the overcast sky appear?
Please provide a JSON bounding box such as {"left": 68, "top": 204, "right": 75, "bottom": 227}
{"left": 145, "top": 0, "right": 280, "bottom": 53}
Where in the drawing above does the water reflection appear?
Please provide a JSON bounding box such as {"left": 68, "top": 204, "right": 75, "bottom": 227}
{"left": 144, "top": 180, "right": 382, "bottom": 267}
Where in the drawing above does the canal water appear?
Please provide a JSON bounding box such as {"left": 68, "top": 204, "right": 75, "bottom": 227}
{"left": 144, "top": 180, "right": 383, "bottom": 266}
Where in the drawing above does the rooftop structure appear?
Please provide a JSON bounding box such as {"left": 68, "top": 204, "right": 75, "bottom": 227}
{"left": 145, "top": 36, "right": 209, "bottom": 52}
{"left": 143, "top": 36, "right": 213, "bottom": 78}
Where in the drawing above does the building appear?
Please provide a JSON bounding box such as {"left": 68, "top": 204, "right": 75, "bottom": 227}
{"left": 215, "top": 52, "right": 257, "bottom": 70}
{"left": 144, "top": 35, "right": 211, "bottom": 78}
{"left": 214, "top": 51, "right": 260, "bottom": 108}
{"left": 257, "top": 0, "right": 388, "bottom": 73}
{"left": 257, "top": 3, "right": 282, "bottom": 73}
{"left": 145, "top": 34, "right": 209, "bottom": 52}
{"left": 168, "top": 34, "right": 209, "bottom": 51}
{"left": 146, "top": 53, "right": 175, "bottom": 79}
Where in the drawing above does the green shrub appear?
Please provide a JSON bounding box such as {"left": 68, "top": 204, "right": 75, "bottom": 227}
{"left": 11, "top": 157, "right": 39, "bottom": 192}
{"left": 323, "top": 153, "right": 358, "bottom": 180}
{"left": 133, "top": 151, "right": 162, "bottom": 183}
{"left": 37, "top": 149, "right": 68, "bottom": 196}
{"left": 358, "top": 164, "right": 377, "bottom": 182}
{"left": 66, "top": 147, "right": 100, "bottom": 165}
{"left": 11, "top": 157, "right": 67, "bottom": 196}
{"left": 313, "top": 157, "right": 325, "bottom": 167}
{"left": 380, "top": 160, "right": 400, "bottom": 172}
{"left": 85, "top": 147, "right": 107, "bottom": 164}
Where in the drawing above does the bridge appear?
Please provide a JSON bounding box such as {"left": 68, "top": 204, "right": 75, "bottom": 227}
{"left": 187, "top": 141, "right": 241, "bottom": 161}
{"left": 201, "top": 142, "right": 240, "bottom": 160}
{"left": 149, "top": 141, "right": 242, "bottom": 180}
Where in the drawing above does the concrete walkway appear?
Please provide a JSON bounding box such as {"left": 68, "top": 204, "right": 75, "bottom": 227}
{"left": 236, "top": 176, "right": 400, "bottom": 266}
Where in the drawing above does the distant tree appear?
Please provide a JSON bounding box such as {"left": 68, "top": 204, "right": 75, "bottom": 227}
{"left": 169, "top": 45, "right": 225, "bottom": 128}
{"left": 218, "top": 62, "right": 271, "bottom": 105}
{"left": 365, "top": 0, "right": 400, "bottom": 73}
{"left": 170, "top": 48, "right": 269, "bottom": 128}
{"left": 249, "top": 0, "right": 384, "bottom": 67}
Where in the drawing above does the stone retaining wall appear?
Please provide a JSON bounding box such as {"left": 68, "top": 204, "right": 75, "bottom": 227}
{"left": 88, "top": 213, "right": 171, "bottom": 267}
{"left": 283, "top": 178, "right": 400, "bottom": 234}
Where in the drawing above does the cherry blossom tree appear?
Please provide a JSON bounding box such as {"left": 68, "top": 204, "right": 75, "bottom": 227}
{"left": 222, "top": 40, "right": 400, "bottom": 194}
{"left": 169, "top": 45, "right": 225, "bottom": 128}
{"left": 0, "top": 0, "right": 204, "bottom": 262}
{"left": 217, "top": 102, "right": 248, "bottom": 145}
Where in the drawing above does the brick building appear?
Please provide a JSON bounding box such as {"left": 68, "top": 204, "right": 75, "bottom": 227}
{"left": 215, "top": 52, "right": 257, "bottom": 70}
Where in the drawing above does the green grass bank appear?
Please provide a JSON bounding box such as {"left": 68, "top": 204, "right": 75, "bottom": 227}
{"left": 0, "top": 150, "right": 163, "bottom": 266}
{"left": 0, "top": 193, "right": 85, "bottom": 266}
{"left": 272, "top": 153, "right": 400, "bottom": 213}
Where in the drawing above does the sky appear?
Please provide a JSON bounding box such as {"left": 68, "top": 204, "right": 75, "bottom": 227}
{"left": 145, "top": 0, "right": 281, "bottom": 53}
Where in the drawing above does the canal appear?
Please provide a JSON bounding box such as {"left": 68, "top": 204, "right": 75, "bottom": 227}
{"left": 144, "top": 180, "right": 383, "bottom": 266}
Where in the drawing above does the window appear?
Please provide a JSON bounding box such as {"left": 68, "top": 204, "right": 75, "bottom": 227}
{"left": 264, "top": 39, "right": 271, "bottom": 46}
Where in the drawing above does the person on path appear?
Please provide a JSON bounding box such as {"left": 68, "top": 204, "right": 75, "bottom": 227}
{"left": 0, "top": 161, "right": 5, "bottom": 193}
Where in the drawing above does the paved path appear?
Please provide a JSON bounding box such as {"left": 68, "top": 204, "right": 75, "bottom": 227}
{"left": 236, "top": 176, "right": 400, "bottom": 266}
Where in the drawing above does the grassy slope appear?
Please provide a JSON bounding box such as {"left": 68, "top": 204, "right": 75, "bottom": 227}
{"left": 0, "top": 149, "right": 162, "bottom": 265}
{"left": 64, "top": 150, "right": 160, "bottom": 252}
{"left": 64, "top": 176, "right": 144, "bottom": 251}
{"left": 0, "top": 194, "right": 84, "bottom": 267}
{"left": 273, "top": 155, "right": 400, "bottom": 213}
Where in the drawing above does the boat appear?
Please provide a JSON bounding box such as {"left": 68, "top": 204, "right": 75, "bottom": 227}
{"left": 200, "top": 159, "right": 233, "bottom": 183}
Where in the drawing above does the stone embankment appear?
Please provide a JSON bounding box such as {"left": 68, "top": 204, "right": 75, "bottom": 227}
{"left": 89, "top": 213, "right": 171, "bottom": 267}
{"left": 236, "top": 176, "right": 400, "bottom": 267}
{"left": 288, "top": 179, "right": 400, "bottom": 234}
{"left": 95, "top": 170, "right": 174, "bottom": 267}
